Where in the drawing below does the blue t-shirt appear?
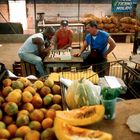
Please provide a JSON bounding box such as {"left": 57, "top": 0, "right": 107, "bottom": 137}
{"left": 85, "top": 30, "right": 109, "bottom": 54}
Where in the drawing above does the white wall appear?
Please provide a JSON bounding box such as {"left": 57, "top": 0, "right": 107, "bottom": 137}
{"left": 27, "top": 4, "right": 112, "bottom": 29}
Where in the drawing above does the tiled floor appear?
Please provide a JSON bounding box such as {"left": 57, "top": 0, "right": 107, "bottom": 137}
{"left": 0, "top": 42, "right": 134, "bottom": 72}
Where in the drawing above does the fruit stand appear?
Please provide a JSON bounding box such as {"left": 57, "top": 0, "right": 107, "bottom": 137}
{"left": 0, "top": 58, "right": 140, "bottom": 139}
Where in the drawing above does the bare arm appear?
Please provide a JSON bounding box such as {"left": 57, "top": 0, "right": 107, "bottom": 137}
{"left": 32, "top": 37, "right": 44, "bottom": 46}
{"left": 104, "top": 36, "right": 116, "bottom": 58}
{"left": 50, "top": 35, "right": 57, "bottom": 49}
{"left": 73, "top": 40, "right": 88, "bottom": 57}
{"left": 32, "top": 37, "right": 50, "bottom": 58}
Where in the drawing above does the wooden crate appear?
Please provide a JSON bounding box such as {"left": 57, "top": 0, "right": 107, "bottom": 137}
{"left": 13, "top": 61, "right": 37, "bottom": 77}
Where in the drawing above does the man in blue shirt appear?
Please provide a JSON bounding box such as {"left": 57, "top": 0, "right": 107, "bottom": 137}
{"left": 74, "top": 21, "right": 116, "bottom": 77}
{"left": 18, "top": 26, "right": 55, "bottom": 77}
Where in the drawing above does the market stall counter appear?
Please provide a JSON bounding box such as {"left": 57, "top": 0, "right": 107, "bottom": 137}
{"left": 86, "top": 99, "right": 140, "bottom": 140}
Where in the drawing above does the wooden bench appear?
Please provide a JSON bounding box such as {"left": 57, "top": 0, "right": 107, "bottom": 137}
{"left": 13, "top": 61, "right": 37, "bottom": 77}
{"left": 110, "top": 33, "right": 135, "bottom": 43}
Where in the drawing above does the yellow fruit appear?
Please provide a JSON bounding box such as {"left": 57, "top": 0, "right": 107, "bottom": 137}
{"left": 18, "top": 110, "right": 29, "bottom": 116}
{"left": 31, "top": 93, "right": 43, "bottom": 108}
{"left": 52, "top": 84, "right": 61, "bottom": 94}
{"left": 52, "top": 94, "right": 62, "bottom": 104}
{"left": 15, "top": 126, "right": 31, "bottom": 138}
{"left": 22, "top": 91, "right": 33, "bottom": 103}
{"left": 4, "top": 102, "right": 18, "bottom": 116}
{"left": 30, "top": 109, "right": 44, "bottom": 122}
{"left": 46, "top": 109, "right": 56, "bottom": 120}
{"left": 0, "top": 128, "right": 10, "bottom": 139}
{"left": 41, "top": 128, "right": 57, "bottom": 140}
{"left": 2, "top": 86, "right": 13, "bottom": 97}
{"left": 16, "top": 115, "right": 30, "bottom": 127}
{"left": 11, "top": 80, "right": 24, "bottom": 90}
{"left": 6, "top": 89, "right": 22, "bottom": 104}
{"left": 7, "top": 124, "right": 18, "bottom": 138}
{"left": 0, "top": 109, "right": 3, "bottom": 120}
{"left": 24, "top": 130, "right": 40, "bottom": 140}
{"left": 42, "top": 118, "right": 53, "bottom": 129}
{"left": 43, "top": 95, "right": 52, "bottom": 106}
{"left": 24, "top": 86, "right": 36, "bottom": 95}
{"left": 34, "top": 80, "right": 44, "bottom": 90}
{"left": 11, "top": 137, "right": 23, "bottom": 140}
{"left": 22, "top": 103, "right": 34, "bottom": 112}
{"left": 17, "top": 77, "right": 31, "bottom": 87}
{"left": 0, "top": 121, "right": 6, "bottom": 129}
{"left": 40, "top": 86, "right": 51, "bottom": 97}
{"left": 29, "top": 121, "right": 42, "bottom": 131}
{"left": 50, "top": 104, "right": 62, "bottom": 111}
{"left": 2, "top": 115, "right": 13, "bottom": 125}
{"left": 47, "top": 93, "right": 54, "bottom": 98}
{"left": 40, "top": 108, "right": 47, "bottom": 115}
{"left": 2, "top": 78, "right": 12, "bottom": 87}
{"left": 0, "top": 96, "right": 4, "bottom": 107}
{"left": 44, "top": 78, "right": 54, "bottom": 88}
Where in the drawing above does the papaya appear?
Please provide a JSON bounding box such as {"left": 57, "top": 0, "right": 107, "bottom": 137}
{"left": 54, "top": 117, "right": 112, "bottom": 140}
{"left": 56, "top": 105, "right": 104, "bottom": 126}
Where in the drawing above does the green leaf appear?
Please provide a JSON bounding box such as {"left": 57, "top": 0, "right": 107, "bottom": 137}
{"left": 101, "top": 87, "right": 121, "bottom": 100}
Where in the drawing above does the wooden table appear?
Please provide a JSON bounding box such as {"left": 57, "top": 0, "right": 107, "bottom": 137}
{"left": 86, "top": 99, "right": 140, "bottom": 140}
{"left": 43, "top": 49, "right": 83, "bottom": 74}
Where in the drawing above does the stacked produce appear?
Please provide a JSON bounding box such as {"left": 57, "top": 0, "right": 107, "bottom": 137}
{"left": 81, "top": 14, "right": 140, "bottom": 33}
{"left": 47, "top": 70, "right": 99, "bottom": 85}
{"left": 0, "top": 77, "right": 62, "bottom": 139}
{"left": 0, "top": 76, "right": 114, "bottom": 140}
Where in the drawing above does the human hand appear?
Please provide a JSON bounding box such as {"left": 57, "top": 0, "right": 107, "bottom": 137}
{"left": 73, "top": 52, "right": 81, "bottom": 57}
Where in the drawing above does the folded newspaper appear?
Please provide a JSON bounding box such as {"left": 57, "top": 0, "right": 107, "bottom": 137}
{"left": 99, "top": 76, "right": 127, "bottom": 94}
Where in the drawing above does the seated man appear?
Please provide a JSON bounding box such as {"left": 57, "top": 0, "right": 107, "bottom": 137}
{"left": 51, "top": 20, "right": 73, "bottom": 49}
{"left": 18, "top": 26, "right": 55, "bottom": 77}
